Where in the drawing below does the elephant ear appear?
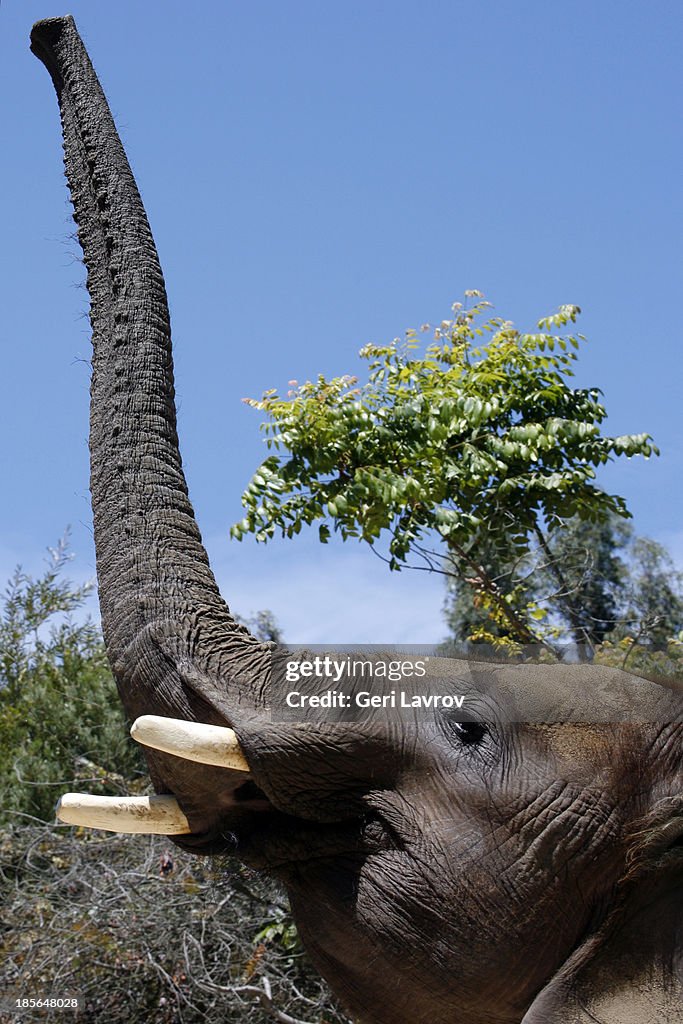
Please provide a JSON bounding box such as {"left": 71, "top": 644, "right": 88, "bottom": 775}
{"left": 522, "top": 842, "right": 683, "bottom": 1023}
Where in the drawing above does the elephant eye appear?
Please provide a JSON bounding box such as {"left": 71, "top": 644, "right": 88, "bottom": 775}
{"left": 450, "top": 720, "right": 488, "bottom": 746}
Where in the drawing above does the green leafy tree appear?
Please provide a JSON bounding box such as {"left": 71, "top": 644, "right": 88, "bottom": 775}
{"left": 0, "top": 540, "right": 143, "bottom": 823}
{"left": 233, "top": 294, "right": 657, "bottom": 651}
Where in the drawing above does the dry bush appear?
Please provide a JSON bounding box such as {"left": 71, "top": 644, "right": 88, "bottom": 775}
{"left": 0, "top": 822, "right": 350, "bottom": 1024}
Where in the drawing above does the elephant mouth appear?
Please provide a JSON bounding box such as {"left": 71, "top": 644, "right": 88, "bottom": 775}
{"left": 233, "top": 809, "right": 401, "bottom": 880}
{"left": 56, "top": 715, "right": 404, "bottom": 875}
{"left": 174, "top": 769, "right": 405, "bottom": 878}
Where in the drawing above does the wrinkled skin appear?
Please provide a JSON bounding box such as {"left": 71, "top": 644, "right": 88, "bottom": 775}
{"left": 31, "top": 16, "right": 683, "bottom": 1023}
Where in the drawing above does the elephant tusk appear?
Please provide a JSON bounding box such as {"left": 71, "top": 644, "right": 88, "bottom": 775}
{"left": 130, "top": 715, "right": 250, "bottom": 772}
{"left": 55, "top": 793, "right": 191, "bottom": 834}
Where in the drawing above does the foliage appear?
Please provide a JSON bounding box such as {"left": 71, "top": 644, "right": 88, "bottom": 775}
{"left": 0, "top": 824, "right": 348, "bottom": 1024}
{"left": 442, "top": 530, "right": 534, "bottom": 644}
{"left": 442, "top": 522, "right": 683, "bottom": 681}
{"left": 538, "top": 514, "right": 631, "bottom": 645}
{"left": 0, "top": 540, "right": 143, "bottom": 824}
{"left": 233, "top": 294, "right": 657, "bottom": 648}
{"left": 593, "top": 633, "right": 683, "bottom": 681}
{"left": 443, "top": 513, "right": 683, "bottom": 670}
{"left": 444, "top": 514, "right": 631, "bottom": 648}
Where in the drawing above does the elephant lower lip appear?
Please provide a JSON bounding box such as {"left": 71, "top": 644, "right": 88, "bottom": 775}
{"left": 236, "top": 812, "right": 400, "bottom": 875}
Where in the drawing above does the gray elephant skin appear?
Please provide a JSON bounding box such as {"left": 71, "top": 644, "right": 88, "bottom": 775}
{"left": 30, "top": 16, "right": 683, "bottom": 1024}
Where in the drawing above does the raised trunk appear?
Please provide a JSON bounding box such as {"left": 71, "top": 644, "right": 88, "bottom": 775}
{"left": 31, "top": 18, "right": 269, "bottom": 730}
{"left": 32, "top": 13, "right": 406, "bottom": 864}
{"left": 31, "top": 18, "right": 273, "bottom": 836}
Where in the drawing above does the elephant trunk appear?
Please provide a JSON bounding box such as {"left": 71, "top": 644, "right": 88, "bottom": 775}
{"left": 30, "top": 17, "right": 269, "bottom": 733}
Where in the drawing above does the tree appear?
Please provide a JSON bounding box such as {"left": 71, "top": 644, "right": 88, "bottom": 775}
{"left": 0, "top": 540, "right": 143, "bottom": 824}
{"left": 442, "top": 530, "right": 534, "bottom": 644}
{"left": 594, "top": 534, "right": 683, "bottom": 681}
{"left": 444, "top": 513, "right": 631, "bottom": 648}
{"left": 232, "top": 294, "right": 657, "bottom": 652}
{"left": 0, "top": 545, "right": 342, "bottom": 1023}
{"left": 615, "top": 535, "right": 683, "bottom": 646}
{"left": 537, "top": 513, "right": 631, "bottom": 646}
{"left": 443, "top": 514, "right": 683, "bottom": 676}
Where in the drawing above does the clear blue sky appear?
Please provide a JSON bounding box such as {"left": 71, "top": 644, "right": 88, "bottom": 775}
{"left": 1, "top": 1, "right": 681, "bottom": 642}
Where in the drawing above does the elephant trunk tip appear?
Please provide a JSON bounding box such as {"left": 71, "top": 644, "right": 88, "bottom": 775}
{"left": 30, "top": 14, "right": 76, "bottom": 58}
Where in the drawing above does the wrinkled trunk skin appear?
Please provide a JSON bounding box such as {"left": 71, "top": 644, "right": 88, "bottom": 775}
{"left": 31, "top": 16, "right": 271, "bottom": 837}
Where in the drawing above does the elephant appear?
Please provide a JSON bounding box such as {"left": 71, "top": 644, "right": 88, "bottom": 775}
{"left": 30, "top": 15, "right": 683, "bottom": 1024}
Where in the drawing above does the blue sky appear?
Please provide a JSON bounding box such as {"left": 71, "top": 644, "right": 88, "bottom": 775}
{"left": 1, "top": 1, "right": 681, "bottom": 643}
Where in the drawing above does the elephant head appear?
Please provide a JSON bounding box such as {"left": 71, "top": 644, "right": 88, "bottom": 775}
{"left": 31, "top": 16, "right": 683, "bottom": 1024}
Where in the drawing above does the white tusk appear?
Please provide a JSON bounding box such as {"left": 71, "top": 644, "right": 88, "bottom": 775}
{"left": 130, "top": 715, "right": 250, "bottom": 772}
{"left": 55, "top": 793, "right": 191, "bottom": 834}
